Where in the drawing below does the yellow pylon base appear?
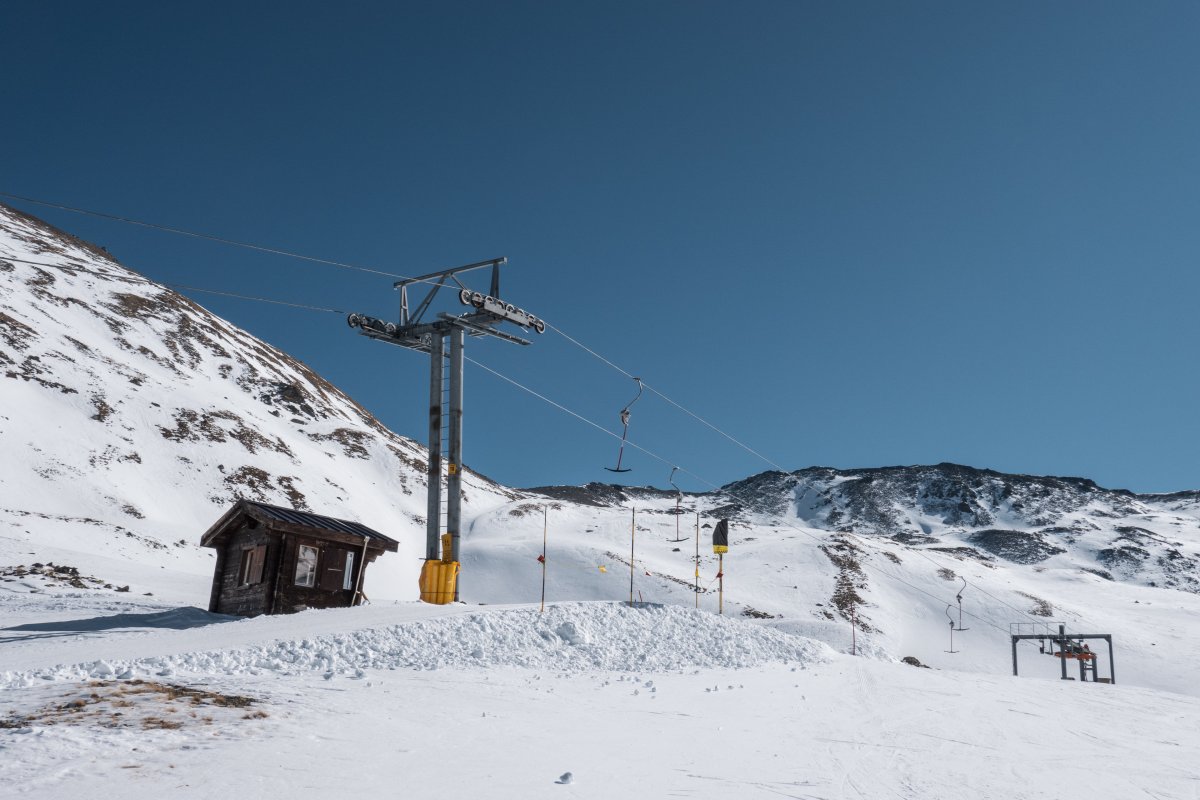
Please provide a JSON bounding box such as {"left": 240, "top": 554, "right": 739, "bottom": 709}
{"left": 419, "top": 559, "right": 459, "bottom": 604}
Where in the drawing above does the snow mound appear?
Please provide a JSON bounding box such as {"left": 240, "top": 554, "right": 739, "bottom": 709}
{"left": 3, "top": 602, "right": 830, "bottom": 686}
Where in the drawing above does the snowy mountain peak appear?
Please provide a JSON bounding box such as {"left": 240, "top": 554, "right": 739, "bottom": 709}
{"left": 0, "top": 201, "right": 518, "bottom": 596}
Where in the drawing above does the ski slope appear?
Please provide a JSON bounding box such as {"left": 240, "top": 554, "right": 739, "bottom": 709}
{"left": 460, "top": 491, "right": 1200, "bottom": 698}
{"left": 2, "top": 594, "right": 1198, "bottom": 800}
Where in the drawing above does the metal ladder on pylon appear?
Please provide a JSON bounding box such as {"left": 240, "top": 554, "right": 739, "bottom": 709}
{"left": 438, "top": 365, "right": 450, "bottom": 552}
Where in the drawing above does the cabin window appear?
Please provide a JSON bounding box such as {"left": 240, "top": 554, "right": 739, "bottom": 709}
{"left": 238, "top": 545, "right": 266, "bottom": 586}
{"left": 343, "top": 551, "right": 355, "bottom": 591}
{"left": 295, "top": 545, "right": 319, "bottom": 587}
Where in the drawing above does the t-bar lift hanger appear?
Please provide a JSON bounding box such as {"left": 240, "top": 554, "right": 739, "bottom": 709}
{"left": 605, "top": 377, "right": 643, "bottom": 473}
{"left": 945, "top": 604, "right": 960, "bottom": 654}
{"left": 953, "top": 577, "right": 970, "bottom": 632}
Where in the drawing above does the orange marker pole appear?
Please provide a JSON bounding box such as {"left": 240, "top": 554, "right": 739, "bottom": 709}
{"left": 540, "top": 505, "right": 548, "bottom": 613}
{"left": 629, "top": 507, "right": 636, "bottom": 606}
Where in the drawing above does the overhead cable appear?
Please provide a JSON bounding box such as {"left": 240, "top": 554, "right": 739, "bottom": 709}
{"left": 0, "top": 190, "right": 405, "bottom": 279}
{"left": 539, "top": 318, "right": 1068, "bottom": 629}
{"left": 464, "top": 354, "right": 717, "bottom": 491}
{"left": 542, "top": 320, "right": 790, "bottom": 473}
{"left": 464, "top": 354, "right": 1013, "bottom": 636}
{"left": 160, "top": 283, "right": 347, "bottom": 314}
{"left": 2, "top": 254, "right": 347, "bottom": 314}
{"left": 1, "top": 254, "right": 148, "bottom": 284}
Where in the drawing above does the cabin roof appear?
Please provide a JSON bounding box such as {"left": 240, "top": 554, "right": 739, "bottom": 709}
{"left": 200, "top": 499, "right": 400, "bottom": 551}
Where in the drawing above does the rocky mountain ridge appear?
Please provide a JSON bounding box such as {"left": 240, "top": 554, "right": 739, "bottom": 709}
{"left": 530, "top": 462, "right": 1200, "bottom": 593}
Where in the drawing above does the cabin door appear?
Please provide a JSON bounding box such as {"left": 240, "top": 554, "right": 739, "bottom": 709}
{"left": 318, "top": 548, "right": 350, "bottom": 592}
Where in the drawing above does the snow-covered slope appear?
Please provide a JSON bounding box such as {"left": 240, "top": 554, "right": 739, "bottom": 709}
{"left": 466, "top": 480, "right": 1200, "bottom": 697}
{"left": 5, "top": 599, "right": 1196, "bottom": 800}
{"left": 4, "top": 201, "right": 1200, "bottom": 699}
{"left": 0, "top": 201, "right": 519, "bottom": 602}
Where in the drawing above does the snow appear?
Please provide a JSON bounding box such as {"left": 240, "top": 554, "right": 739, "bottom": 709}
{"left": 4, "top": 569, "right": 1200, "bottom": 800}
{"left": 5, "top": 203, "right": 1200, "bottom": 797}
{"left": 4, "top": 625, "right": 1198, "bottom": 799}
{"left": 2, "top": 602, "right": 831, "bottom": 687}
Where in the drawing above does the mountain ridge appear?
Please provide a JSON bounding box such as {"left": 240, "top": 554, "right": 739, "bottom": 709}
{"left": 528, "top": 461, "right": 1200, "bottom": 593}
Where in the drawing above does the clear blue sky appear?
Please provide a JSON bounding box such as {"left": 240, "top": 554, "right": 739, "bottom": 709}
{"left": 4, "top": 2, "right": 1198, "bottom": 493}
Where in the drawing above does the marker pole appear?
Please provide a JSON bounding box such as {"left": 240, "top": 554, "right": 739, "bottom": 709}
{"left": 718, "top": 553, "right": 724, "bottom": 615}
{"left": 540, "top": 505, "right": 547, "bottom": 613}
{"left": 629, "top": 507, "right": 636, "bottom": 606}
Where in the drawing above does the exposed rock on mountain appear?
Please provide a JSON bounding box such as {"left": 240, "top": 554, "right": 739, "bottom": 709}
{"left": 966, "top": 530, "right": 1065, "bottom": 564}
{"left": 0, "top": 201, "right": 518, "bottom": 593}
{"left": 532, "top": 463, "right": 1200, "bottom": 593}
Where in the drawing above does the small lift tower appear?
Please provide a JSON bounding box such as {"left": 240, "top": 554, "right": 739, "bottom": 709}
{"left": 1010, "top": 622, "right": 1115, "bottom": 684}
{"left": 347, "top": 258, "right": 543, "bottom": 603}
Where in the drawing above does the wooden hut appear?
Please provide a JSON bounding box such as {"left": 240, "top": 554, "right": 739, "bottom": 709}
{"left": 201, "top": 500, "right": 399, "bottom": 617}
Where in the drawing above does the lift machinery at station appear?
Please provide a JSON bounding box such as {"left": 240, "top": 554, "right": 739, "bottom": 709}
{"left": 1010, "top": 622, "right": 1115, "bottom": 684}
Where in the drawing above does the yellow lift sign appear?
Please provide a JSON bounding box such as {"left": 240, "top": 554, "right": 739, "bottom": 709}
{"left": 712, "top": 519, "right": 729, "bottom": 553}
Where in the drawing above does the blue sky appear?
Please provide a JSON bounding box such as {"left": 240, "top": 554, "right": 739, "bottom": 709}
{"left": 4, "top": 2, "right": 1199, "bottom": 493}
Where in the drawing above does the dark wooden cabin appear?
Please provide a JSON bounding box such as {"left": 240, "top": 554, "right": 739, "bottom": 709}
{"left": 201, "top": 500, "right": 399, "bottom": 617}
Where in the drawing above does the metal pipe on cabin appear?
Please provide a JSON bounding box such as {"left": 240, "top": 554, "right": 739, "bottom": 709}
{"left": 447, "top": 326, "right": 464, "bottom": 601}
{"left": 352, "top": 534, "right": 370, "bottom": 606}
{"left": 425, "top": 334, "right": 444, "bottom": 562}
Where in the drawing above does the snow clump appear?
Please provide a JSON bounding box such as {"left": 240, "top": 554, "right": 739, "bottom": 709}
{"left": 1, "top": 602, "right": 830, "bottom": 687}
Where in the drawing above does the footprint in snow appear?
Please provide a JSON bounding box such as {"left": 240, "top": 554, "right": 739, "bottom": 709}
{"left": 556, "top": 772, "right": 574, "bottom": 785}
